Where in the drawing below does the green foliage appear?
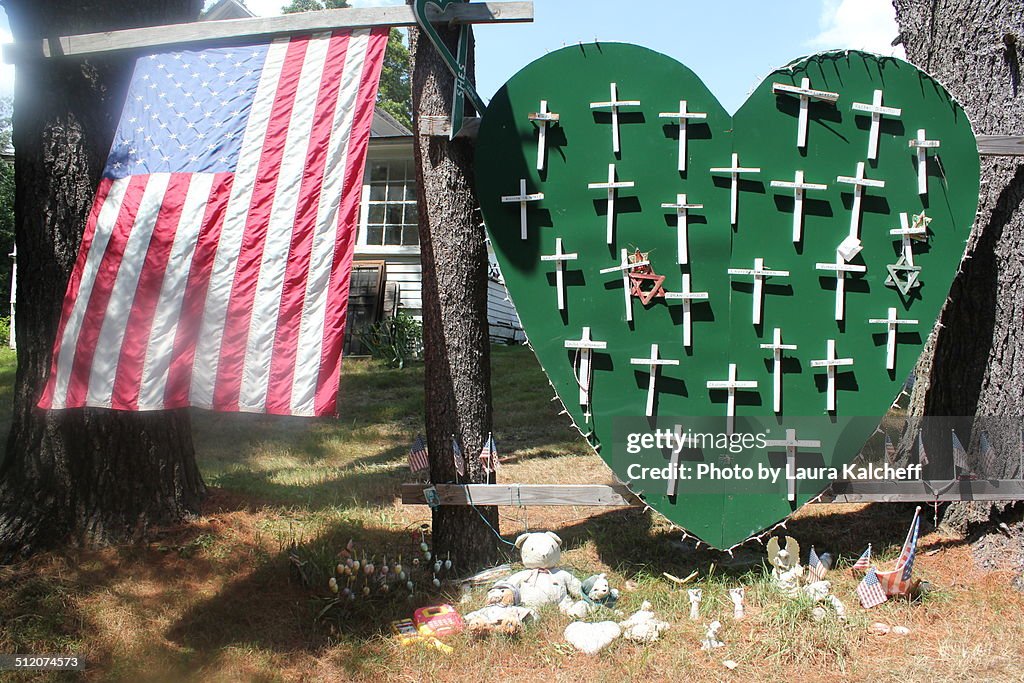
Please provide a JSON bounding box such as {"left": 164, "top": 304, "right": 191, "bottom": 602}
{"left": 0, "top": 98, "right": 12, "bottom": 315}
{"left": 280, "top": 1, "right": 412, "bottom": 129}
{"left": 359, "top": 312, "right": 422, "bottom": 369}
{"left": 0, "top": 316, "right": 9, "bottom": 347}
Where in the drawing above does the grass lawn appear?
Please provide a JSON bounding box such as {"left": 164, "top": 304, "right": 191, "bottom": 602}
{"left": 0, "top": 345, "right": 1022, "bottom": 682}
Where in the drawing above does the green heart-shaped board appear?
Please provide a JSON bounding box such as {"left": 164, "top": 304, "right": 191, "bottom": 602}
{"left": 475, "top": 44, "right": 979, "bottom": 548}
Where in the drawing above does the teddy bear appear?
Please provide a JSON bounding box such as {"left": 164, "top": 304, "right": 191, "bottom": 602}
{"left": 559, "top": 572, "right": 620, "bottom": 619}
{"left": 503, "top": 531, "right": 582, "bottom": 609}
{"left": 463, "top": 581, "right": 537, "bottom": 636}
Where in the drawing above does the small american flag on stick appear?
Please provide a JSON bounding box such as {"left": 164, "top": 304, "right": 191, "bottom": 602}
{"left": 850, "top": 543, "right": 872, "bottom": 575}
{"left": 452, "top": 434, "right": 465, "bottom": 477}
{"left": 883, "top": 434, "right": 896, "bottom": 463}
{"left": 807, "top": 545, "right": 827, "bottom": 582}
{"left": 980, "top": 431, "right": 997, "bottom": 477}
{"left": 917, "top": 431, "right": 928, "bottom": 466}
{"left": 856, "top": 567, "right": 888, "bottom": 608}
{"left": 479, "top": 432, "right": 500, "bottom": 474}
{"left": 952, "top": 430, "right": 971, "bottom": 477}
{"left": 408, "top": 435, "right": 429, "bottom": 475}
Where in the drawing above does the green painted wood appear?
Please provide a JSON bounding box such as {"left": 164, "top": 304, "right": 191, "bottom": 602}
{"left": 475, "top": 44, "right": 979, "bottom": 548}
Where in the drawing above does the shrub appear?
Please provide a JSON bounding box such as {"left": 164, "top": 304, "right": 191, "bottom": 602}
{"left": 359, "top": 312, "right": 422, "bottom": 369}
{"left": 0, "top": 316, "right": 9, "bottom": 347}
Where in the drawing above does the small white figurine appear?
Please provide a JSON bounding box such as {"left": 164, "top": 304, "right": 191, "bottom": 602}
{"left": 700, "top": 620, "right": 725, "bottom": 650}
{"left": 728, "top": 587, "right": 745, "bottom": 620}
{"left": 688, "top": 588, "right": 702, "bottom": 620}
{"left": 619, "top": 600, "right": 670, "bottom": 643}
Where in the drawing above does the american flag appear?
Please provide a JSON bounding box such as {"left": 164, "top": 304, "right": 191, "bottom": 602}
{"left": 876, "top": 506, "right": 921, "bottom": 596}
{"left": 38, "top": 29, "right": 388, "bottom": 416}
{"left": 917, "top": 431, "right": 929, "bottom": 466}
{"left": 408, "top": 435, "right": 429, "bottom": 475}
{"left": 979, "top": 431, "right": 997, "bottom": 477}
{"left": 952, "top": 430, "right": 971, "bottom": 476}
{"left": 807, "top": 545, "right": 827, "bottom": 582}
{"left": 883, "top": 434, "right": 896, "bottom": 463}
{"left": 479, "top": 432, "right": 500, "bottom": 473}
{"left": 856, "top": 567, "right": 888, "bottom": 608}
{"left": 850, "top": 543, "right": 872, "bottom": 575}
{"left": 452, "top": 434, "right": 465, "bottom": 477}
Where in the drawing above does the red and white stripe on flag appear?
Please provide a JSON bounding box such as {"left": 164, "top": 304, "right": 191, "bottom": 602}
{"left": 39, "top": 28, "right": 388, "bottom": 417}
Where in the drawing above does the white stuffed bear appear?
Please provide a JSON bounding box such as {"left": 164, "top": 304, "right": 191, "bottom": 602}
{"left": 504, "top": 531, "right": 582, "bottom": 609}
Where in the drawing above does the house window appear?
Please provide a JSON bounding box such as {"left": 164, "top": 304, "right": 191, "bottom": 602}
{"left": 364, "top": 159, "right": 419, "bottom": 247}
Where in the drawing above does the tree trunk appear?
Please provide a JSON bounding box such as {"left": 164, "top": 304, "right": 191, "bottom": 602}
{"left": 0, "top": 0, "right": 205, "bottom": 562}
{"left": 410, "top": 24, "right": 499, "bottom": 568}
{"left": 893, "top": 1, "right": 1024, "bottom": 535}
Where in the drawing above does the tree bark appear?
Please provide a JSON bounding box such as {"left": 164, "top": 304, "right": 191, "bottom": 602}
{"left": 893, "top": 0, "right": 1024, "bottom": 533}
{"left": 410, "top": 23, "right": 499, "bottom": 568}
{"left": 0, "top": 0, "right": 205, "bottom": 562}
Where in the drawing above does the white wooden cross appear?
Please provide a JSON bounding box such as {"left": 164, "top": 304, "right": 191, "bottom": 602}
{"left": 809, "top": 339, "right": 854, "bottom": 412}
{"left": 658, "top": 100, "right": 707, "bottom": 172}
{"left": 815, "top": 251, "right": 867, "bottom": 321}
{"left": 908, "top": 129, "right": 940, "bottom": 195}
{"left": 661, "top": 193, "right": 704, "bottom": 264}
{"left": 664, "top": 274, "right": 709, "bottom": 348}
{"left": 590, "top": 82, "right": 641, "bottom": 154}
{"left": 869, "top": 307, "right": 919, "bottom": 370}
{"left": 564, "top": 326, "right": 607, "bottom": 419}
{"left": 528, "top": 100, "right": 560, "bottom": 172}
{"left": 706, "top": 363, "right": 759, "bottom": 435}
{"left": 728, "top": 258, "right": 790, "bottom": 325}
{"left": 540, "top": 237, "right": 578, "bottom": 311}
{"left": 769, "top": 170, "right": 828, "bottom": 243}
{"left": 851, "top": 89, "right": 901, "bottom": 160}
{"left": 667, "top": 424, "right": 702, "bottom": 497}
{"left": 710, "top": 153, "right": 761, "bottom": 225}
{"left": 890, "top": 211, "right": 928, "bottom": 265}
{"left": 630, "top": 343, "right": 681, "bottom": 417}
{"left": 771, "top": 77, "right": 840, "bottom": 149}
{"left": 763, "top": 428, "right": 821, "bottom": 501}
{"left": 835, "top": 161, "right": 885, "bottom": 260}
{"left": 759, "top": 327, "right": 797, "bottom": 413}
{"left": 500, "top": 178, "right": 544, "bottom": 241}
{"left": 588, "top": 163, "right": 635, "bottom": 245}
{"left": 600, "top": 248, "right": 649, "bottom": 323}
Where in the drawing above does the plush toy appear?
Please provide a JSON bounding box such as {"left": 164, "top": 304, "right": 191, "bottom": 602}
{"left": 463, "top": 581, "right": 537, "bottom": 636}
{"left": 618, "top": 600, "right": 670, "bottom": 643}
{"left": 559, "top": 572, "right": 620, "bottom": 618}
{"left": 563, "top": 620, "right": 621, "bottom": 655}
{"left": 504, "top": 532, "right": 582, "bottom": 609}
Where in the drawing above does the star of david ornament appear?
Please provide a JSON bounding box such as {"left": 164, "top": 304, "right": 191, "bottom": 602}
{"left": 627, "top": 249, "right": 667, "bottom": 305}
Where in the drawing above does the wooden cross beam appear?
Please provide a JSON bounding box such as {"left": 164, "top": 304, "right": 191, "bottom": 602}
{"left": 540, "top": 237, "right": 577, "bottom": 311}
{"left": 710, "top": 153, "right": 760, "bottom": 226}
{"left": 869, "top": 307, "right": 919, "bottom": 370}
{"left": 664, "top": 274, "right": 709, "bottom": 349}
{"left": 630, "top": 343, "right": 680, "bottom": 417}
{"left": 5, "top": 2, "right": 535, "bottom": 61}
{"left": 815, "top": 251, "right": 867, "bottom": 321}
{"left": 771, "top": 77, "right": 839, "bottom": 149}
{"left": 658, "top": 100, "right": 707, "bottom": 172}
{"left": 763, "top": 428, "right": 821, "bottom": 502}
{"left": 666, "top": 424, "right": 702, "bottom": 497}
{"left": 908, "top": 129, "right": 941, "bottom": 196}
{"left": 851, "top": 89, "right": 901, "bottom": 160}
{"left": 564, "top": 326, "right": 607, "bottom": 419}
{"left": 809, "top": 339, "right": 854, "bottom": 412}
{"left": 600, "top": 248, "right": 648, "bottom": 323}
{"left": 706, "top": 363, "right": 758, "bottom": 435}
{"left": 769, "top": 170, "right": 828, "bottom": 243}
{"left": 661, "top": 193, "right": 704, "bottom": 264}
{"left": 588, "top": 163, "right": 635, "bottom": 245}
{"left": 500, "top": 178, "right": 544, "bottom": 240}
{"left": 759, "top": 327, "right": 797, "bottom": 413}
{"left": 835, "top": 161, "right": 885, "bottom": 260}
{"left": 528, "top": 100, "right": 560, "bottom": 171}
{"left": 889, "top": 212, "right": 928, "bottom": 265}
{"left": 728, "top": 257, "right": 790, "bottom": 326}
{"left": 590, "top": 82, "right": 641, "bottom": 154}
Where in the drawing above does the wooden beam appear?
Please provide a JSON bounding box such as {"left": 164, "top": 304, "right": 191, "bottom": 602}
{"left": 400, "top": 480, "right": 1024, "bottom": 506}
{"left": 978, "top": 135, "right": 1024, "bottom": 156}
{"left": 401, "top": 483, "right": 637, "bottom": 507}
{"left": 4, "top": 2, "right": 533, "bottom": 62}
